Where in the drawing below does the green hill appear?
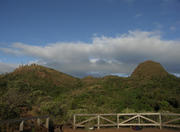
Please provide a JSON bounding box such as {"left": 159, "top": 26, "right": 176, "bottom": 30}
{"left": 131, "top": 60, "right": 169, "bottom": 79}
{"left": 0, "top": 61, "right": 180, "bottom": 123}
{"left": 0, "top": 64, "right": 81, "bottom": 121}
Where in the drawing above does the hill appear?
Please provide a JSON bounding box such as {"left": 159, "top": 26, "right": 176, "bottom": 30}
{"left": 131, "top": 60, "right": 169, "bottom": 79}
{"left": 68, "top": 60, "right": 180, "bottom": 115}
{"left": 0, "top": 64, "right": 81, "bottom": 120}
{"left": 0, "top": 61, "right": 180, "bottom": 123}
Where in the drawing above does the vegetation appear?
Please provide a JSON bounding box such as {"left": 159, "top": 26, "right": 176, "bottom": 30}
{"left": 0, "top": 61, "right": 180, "bottom": 124}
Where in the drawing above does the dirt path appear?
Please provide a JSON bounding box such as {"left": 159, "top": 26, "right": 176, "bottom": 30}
{"left": 63, "top": 128, "right": 180, "bottom": 132}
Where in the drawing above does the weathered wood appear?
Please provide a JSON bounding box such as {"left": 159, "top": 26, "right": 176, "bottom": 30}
{"left": 117, "top": 114, "right": 119, "bottom": 128}
{"left": 141, "top": 113, "right": 161, "bottom": 115}
{"left": 74, "top": 113, "right": 180, "bottom": 130}
{"left": 76, "top": 113, "right": 117, "bottom": 116}
{"left": 99, "top": 124, "right": 117, "bottom": 127}
{"left": 75, "top": 114, "right": 98, "bottom": 116}
{"left": 77, "top": 116, "right": 97, "bottom": 126}
{"left": 159, "top": 113, "right": 162, "bottom": 129}
{"left": 19, "top": 121, "right": 24, "bottom": 131}
{"left": 99, "top": 116, "right": 116, "bottom": 125}
{"left": 37, "top": 118, "right": 41, "bottom": 126}
{"left": 118, "top": 123, "right": 160, "bottom": 126}
{"left": 76, "top": 124, "right": 117, "bottom": 127}
{"left": 118, "top": 113, "right": 160, "bottom": 116}
{"left": 100, "top": 114, "right": 117, "bottom": 116}
{"left": 73, "top": 115, "right": 76, "bottom": 130}
{"left": 161, "top": 113, "right": 180, "bottom": 116}
{"left": 45, "top": 117, "right": 49, "bottom": 131}
{"left": 119, "top": 115, "right": 138, "bottom": 124}
{"left": 138, "top": 114, "right": 140, "bottom": 124}
{"left": 139, "top": 115, "right": 158, "bottom": 124}
{"left": 163, "top": 117, "right": 180, "bottom": 124}
{"left": 97, "top": 115, "right": 100, "bottom": 129}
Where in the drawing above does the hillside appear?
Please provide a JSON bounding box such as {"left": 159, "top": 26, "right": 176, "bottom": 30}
{"left": 131, "top": 60, "right": 169, "bottom": 79}
{"left": 0, "top": 64, "right": 81, "bottom": 120}
{"left": 10, "top": 64, "right": 80, "bottom": 96}
{"left": 0, "top": 61, "right": 180, "bottom": 123}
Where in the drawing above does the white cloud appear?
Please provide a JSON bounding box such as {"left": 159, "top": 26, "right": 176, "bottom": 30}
{"left": 172, "top": 73, "right": 180, "bottom": 77}
{"left": 170, "top": 26, "right": 176, "bottom": 31}
{"left": 1, "top": 30, "right": 180, "bottom": 77}
{"left": 0, "top": 62, "right": 18, "bottom": 74}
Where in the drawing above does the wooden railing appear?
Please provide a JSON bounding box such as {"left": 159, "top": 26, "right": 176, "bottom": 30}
{"left": 0, "top": 116, "right": 49, "bottom": 132}
{"left": 73, "top": 113, "right": 180, "bottom": 130}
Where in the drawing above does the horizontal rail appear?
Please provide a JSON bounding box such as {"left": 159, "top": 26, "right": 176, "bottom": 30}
{"left": 118, "top": 124, "right": 160, "bottom": 126}
{"left": 75, "top": 113, "right": 161, "bottom": 116}
{"left": 74, "top": 113, "right": 180, "bottom": 130}
{"left": 76, "top": 113, "right": 117, "bottom": 116}
{"left": 161, "top": 113, "right": 180, "bottom": 116}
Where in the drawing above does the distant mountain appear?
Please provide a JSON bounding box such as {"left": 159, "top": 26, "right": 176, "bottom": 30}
{"left": 0, "top": 61, "right": 180, "bottom": 123}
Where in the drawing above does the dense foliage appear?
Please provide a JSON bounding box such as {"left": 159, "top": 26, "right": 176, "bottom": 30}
{"left": 0, "top": 61, "right": 180, "bottom": 124}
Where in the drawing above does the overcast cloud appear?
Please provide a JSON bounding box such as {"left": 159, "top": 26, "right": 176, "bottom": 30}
{"left": 1, "top": 30, "right": 180, "bottom": 77}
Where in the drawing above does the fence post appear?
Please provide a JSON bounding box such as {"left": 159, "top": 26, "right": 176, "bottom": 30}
{"left": 117, "top": 114, "right": 119, "bottom": 128}
{"left": 159, "top": 113, "right": 162, "bottom": 129}
{"left": 73, "top": 115, "right": 76, "bottom": 130}
{"left": 45, "top": 117, "right": 49, "bottom": 131}
{"left": 97, "top": 115, "right": 100, "bottom": 129}
{"left": 19, "top": 121, "right": 24, "bottom": 132}
{"left": 138, "top": 114, "right": 140, "bottom": 124}
{"left": 37, "top": 118, "right": 41, "bottom": 126}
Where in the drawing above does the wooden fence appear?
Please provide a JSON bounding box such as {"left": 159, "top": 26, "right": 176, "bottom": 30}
{"left": 73, "top": 113, "right": 180, "bottom": 130}
{"left": 0, "top": 116, "right": 49, "bottom": 132}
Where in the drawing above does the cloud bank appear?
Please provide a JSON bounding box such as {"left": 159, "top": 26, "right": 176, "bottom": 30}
{"left": 0, "top": 62, "right": 18, "bottom": 74}
{"left": 1, "top": 30, "right": 180, "bottom": 77}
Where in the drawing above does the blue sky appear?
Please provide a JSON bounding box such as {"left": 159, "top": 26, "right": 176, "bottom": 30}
{"left": 0, "top": 0, "right": 180, "bottom": 77}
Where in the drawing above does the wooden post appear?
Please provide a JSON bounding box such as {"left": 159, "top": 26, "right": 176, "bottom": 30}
{"left": 97, "top": 115, "right": 100, "bottom": 129}
{"left": 19, "top": 121, "right": 24, "bottom": 132}
{"left": 37, "top": 118, "right": 41, "bottom": 126}
{"left": 138, "top": 114, "right": 140, "bottom": 124}
{"left": 159, "top": 113, "right": 162, "bottom": 129}
{"left": 45, "top": 117, "right": 49, "bottom": 131}
{"left": 73, "top": 115, "right": 76, "bottom": 130}
{"left": 117, "top": 114, "right": 119, "bottom": 128}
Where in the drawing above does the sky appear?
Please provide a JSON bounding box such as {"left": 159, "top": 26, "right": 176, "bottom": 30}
{"left": 0, "top": 0, "right": 180, "bottom": 77}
